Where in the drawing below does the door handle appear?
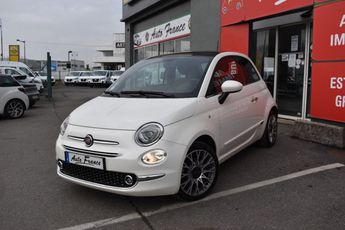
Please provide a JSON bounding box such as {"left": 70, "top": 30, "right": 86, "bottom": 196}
{"left": 251, "top": 97, "right": 258, "bottom": 103}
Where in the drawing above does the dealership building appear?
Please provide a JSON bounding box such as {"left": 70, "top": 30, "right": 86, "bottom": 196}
{"left": 122, "top": 0, "right": 345, "bottom": 146}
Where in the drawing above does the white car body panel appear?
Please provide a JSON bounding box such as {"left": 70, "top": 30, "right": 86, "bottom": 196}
{"left": 0, "top": 86, "right": 29, "bottom": 115}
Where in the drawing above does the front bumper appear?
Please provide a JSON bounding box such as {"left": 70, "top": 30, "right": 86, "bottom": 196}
{"left": 56, "top": 126, "right": 187, "bottom": 196}
{"left": 28, "top": 94, "right": 40, "bottom": 106}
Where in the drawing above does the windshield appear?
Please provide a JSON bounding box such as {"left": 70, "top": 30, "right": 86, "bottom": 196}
{"left": 80, "top": 72, "right": 92, "bottom": 77}
{"left": 92, "top": 71, "right": 107, "bottom": 76}
{"left": 19, "top": 67, "right": 35, "bottom": 77}
{"left": 106, "top": 54, "right": 214, "bottom": 98}
{"left": 70, "top": 71, "right": 81, "bottom": 76}
{"left": 111, "top": 71, "right": 124, "bottom": 77}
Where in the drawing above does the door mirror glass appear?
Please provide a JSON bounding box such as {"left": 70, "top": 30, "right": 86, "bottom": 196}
{"left": 221, "top": 80, "right": 243, "bottom": 93}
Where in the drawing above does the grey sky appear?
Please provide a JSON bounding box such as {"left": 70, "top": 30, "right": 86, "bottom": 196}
{"left": 0, "top": 0, "right": 124, "bottom": 64}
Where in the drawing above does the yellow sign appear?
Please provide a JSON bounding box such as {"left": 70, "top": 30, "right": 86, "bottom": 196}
{"left": 9, "top": 45, "right": 20, "bottom": 62}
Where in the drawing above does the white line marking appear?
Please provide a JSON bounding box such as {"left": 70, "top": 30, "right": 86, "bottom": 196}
{"left": 58, "top": 163, "right": 344, "bottom": 230}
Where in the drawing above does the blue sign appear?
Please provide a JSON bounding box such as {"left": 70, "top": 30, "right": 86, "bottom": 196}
{"left": 51, "top": 62, "right": 57, "bottom": 71}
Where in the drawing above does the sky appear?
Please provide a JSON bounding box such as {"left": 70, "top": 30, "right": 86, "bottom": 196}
{"left": 0, "top": 0, "right": 124, "bottom": 65}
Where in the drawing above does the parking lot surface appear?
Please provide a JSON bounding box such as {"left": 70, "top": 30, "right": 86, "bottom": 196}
{"left": 1, "top": 85, "right": 344, "bottom": 230}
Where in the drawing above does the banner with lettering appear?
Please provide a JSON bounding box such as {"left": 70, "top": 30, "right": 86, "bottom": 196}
{"left": 133, "top": 15, "right": 191, "bottom": 48}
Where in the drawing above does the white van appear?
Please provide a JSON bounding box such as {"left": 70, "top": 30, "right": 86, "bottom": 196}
{"left": 0, "top": 61, "right": 44, "bottom": 93}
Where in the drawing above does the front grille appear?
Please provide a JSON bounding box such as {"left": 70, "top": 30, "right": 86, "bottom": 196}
{"left": 64, "top": 145, "right": 120, "bottom": 158}
{"left": 81, "top": 79, "right": 86, "bottom": 82}
{"left": 24, "top": 87, "right": 37, "bottom": 94}
{"left": 60, "top": 161, "right": 137, "bottom": 188}
{"left": 92, "top": 79, "right": 99, "bottom": 82}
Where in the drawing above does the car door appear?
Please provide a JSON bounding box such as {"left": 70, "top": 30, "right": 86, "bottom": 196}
{"left": 206, "top": 55, "right": 262, "bottom": 160}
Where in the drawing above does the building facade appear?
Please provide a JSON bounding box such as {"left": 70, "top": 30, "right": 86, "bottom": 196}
{"left": 220, "top": 0, "right": 345, "bottom": 124}
{"left": 121, "top": 0, "right": 220, "bottom": 66}
{"left": 95, "top": 33, "right": 125, "bottom": 70}
{"left": 122, "top": 0, "right": 345, "bottom": 125}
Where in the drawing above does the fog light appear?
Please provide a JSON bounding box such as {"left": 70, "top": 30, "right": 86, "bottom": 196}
{"left": 141, "top": 150, "right": 167, "bottom": 165}
{"left": 124, "top": 175, "right": 134, "bottom": 186}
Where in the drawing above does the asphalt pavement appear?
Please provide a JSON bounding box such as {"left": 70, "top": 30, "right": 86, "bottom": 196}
{"left": 0, "top": 84, "right": 344, "bottom": 230}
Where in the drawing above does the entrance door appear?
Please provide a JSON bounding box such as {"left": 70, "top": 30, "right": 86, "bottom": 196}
{"left": 276, "top": 24, "right": 306, "bottom": 117}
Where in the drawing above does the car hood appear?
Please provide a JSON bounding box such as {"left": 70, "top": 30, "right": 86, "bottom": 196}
{"left": 69, "top": 96, "right": 198, "bottom": 130}
{"left": 65, "top": 76, "right": 78, "bottom": 79}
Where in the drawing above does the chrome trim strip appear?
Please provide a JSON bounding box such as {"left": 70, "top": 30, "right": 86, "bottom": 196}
{"left": 137, "top": 174, "right": 165, "bottom": 182}
{"left": 68, "top": 135, "right": 119, "bottom": 145}
{"left": 63, "top": 145, "right": 121, "bottom": 158}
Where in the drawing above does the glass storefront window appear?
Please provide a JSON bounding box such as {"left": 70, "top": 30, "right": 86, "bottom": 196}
{"left": 251, "top": 29, "right": 276, "bottom": 96}
{"left": 160, "top": 40, "right": 175, "bottom": 55}
{"left": 134, "top": 36, "right": 191, "bottom": 63}
{"left": 175, "top": 37, "right": 191, "bottom": 53}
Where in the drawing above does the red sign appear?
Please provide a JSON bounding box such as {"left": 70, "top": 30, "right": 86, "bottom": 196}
{"left": 220, "top": 24, "right": 249, "bottom": 55}
{"left": 221, "top": 0, "right": 314, "bottom": 26}
{"left": 312, "top": 1, "right": 345, "bottom": 61}
{"left": 310, "top": 62, "right": 345, "bottom": 123}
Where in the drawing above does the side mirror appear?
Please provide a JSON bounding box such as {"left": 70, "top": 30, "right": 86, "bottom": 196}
{"left": 218, "top": 80, "right": 243, "bottom": 104}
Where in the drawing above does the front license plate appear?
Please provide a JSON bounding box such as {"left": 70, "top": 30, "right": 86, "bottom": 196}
{"left": 65, "top": 152, "right": 105, "bottom": 170}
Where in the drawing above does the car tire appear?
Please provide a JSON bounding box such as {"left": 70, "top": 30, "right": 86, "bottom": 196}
{"left": 4, "top": 99, "right": 26, "bottom": 119}
{"left": 258, "top": 109, "right": 278, "bottom": 147}
{"left": 178, "top": 141, "right": 218, "bottom": 201}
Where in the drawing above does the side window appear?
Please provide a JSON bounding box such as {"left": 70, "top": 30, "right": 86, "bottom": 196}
{"left": 237, "top": 56, "right": 261, "bottom": 84}
{"left": 206, "top": 56, "right": 261, "bottom": 97}
{"left": 0, "top": 76, "right": 20, "bottom": 87}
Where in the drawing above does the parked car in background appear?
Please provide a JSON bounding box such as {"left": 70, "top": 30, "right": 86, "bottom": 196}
{"left": 35, "top": 72, "right": 56, "bottom": 87}
{"left": 56, "top": 52, "right": 278, "bottom": 201}
{"left": 77, "top": 71, "right": 93, "bottom": 85}
{"left": 0, "top": 74, "right": 29, "bottom": 119}
{"left": 90, "top": 70, "right": 111, "bottom": 86}
{"left": 0, "top": 67, "right": 33, "bottom": 84}
{"left": 110, "top": 70, "right": 125, "bottom": 83}
{"left": 0, "top": 61, "right": 44, "bottom": 93}
{"left": 0, "top": 68, "right": 40, "bottom": 107}
{"left": 64, "top": 71, "right": 82, "bottom": 86}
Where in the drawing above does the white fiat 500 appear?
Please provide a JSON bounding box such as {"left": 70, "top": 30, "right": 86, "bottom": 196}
{"left": 56, "top": 52, "right": 278, "bottom": 201}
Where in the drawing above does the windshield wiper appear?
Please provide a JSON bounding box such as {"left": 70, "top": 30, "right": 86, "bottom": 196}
{"left": 120, "top": 90, "right": 175, "bottom": 98}
{"left": 103, "top": 91, "right": 121, "bottom": 97}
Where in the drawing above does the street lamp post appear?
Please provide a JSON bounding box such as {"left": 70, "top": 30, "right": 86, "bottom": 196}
{"left": 16, "top": 39, "right": 26, "bottom": 64}
{"left": 0, "top": 19, "right": 4, "bottom": 61}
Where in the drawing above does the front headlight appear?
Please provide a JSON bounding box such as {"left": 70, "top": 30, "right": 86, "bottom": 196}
{"left": 134, "top": 123, "right": 164, "bottom": 146}
{"left": 60, "top": 116, "right": 70, "bottom": 136}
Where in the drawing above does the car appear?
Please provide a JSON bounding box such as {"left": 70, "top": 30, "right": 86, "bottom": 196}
{"left": 0, "top": 68, "right": 40, "bottom": 107}
{"left": 0, "top": 74, "right": 29, "bottom": 119}
{"left": 56, "top": 52, "right": 278, "bottom": 201}
{"left": 110, "top": 70, "right": 125, "bottom": 83}
{"left": 0, "top": 61, "right": 44, "bottom": 93}
{"left": 77, "top": 71, "right": 93, "bottom": 85}
{"left": 89, "top": 70, "right": 111, "bottom": 86}
{"left": 64, "top": 71, "right": 82, "bottom": 86}
{"left": 35, "top": 72, "right": 56, "bottom": 87}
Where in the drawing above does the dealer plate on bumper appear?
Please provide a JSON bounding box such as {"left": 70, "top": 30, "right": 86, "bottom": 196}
{"left": 65, "top": 151, "right": 105, "bottom": 170}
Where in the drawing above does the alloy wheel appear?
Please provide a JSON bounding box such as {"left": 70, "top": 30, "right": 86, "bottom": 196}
{"left": 267, "top": 113, "right": 278, "bottom": 144}
{"left": 7, "top": 100, "right": 24, "bottom": 118}
{"left": 180, "top": 149, "right": 217, "bottom": 198}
